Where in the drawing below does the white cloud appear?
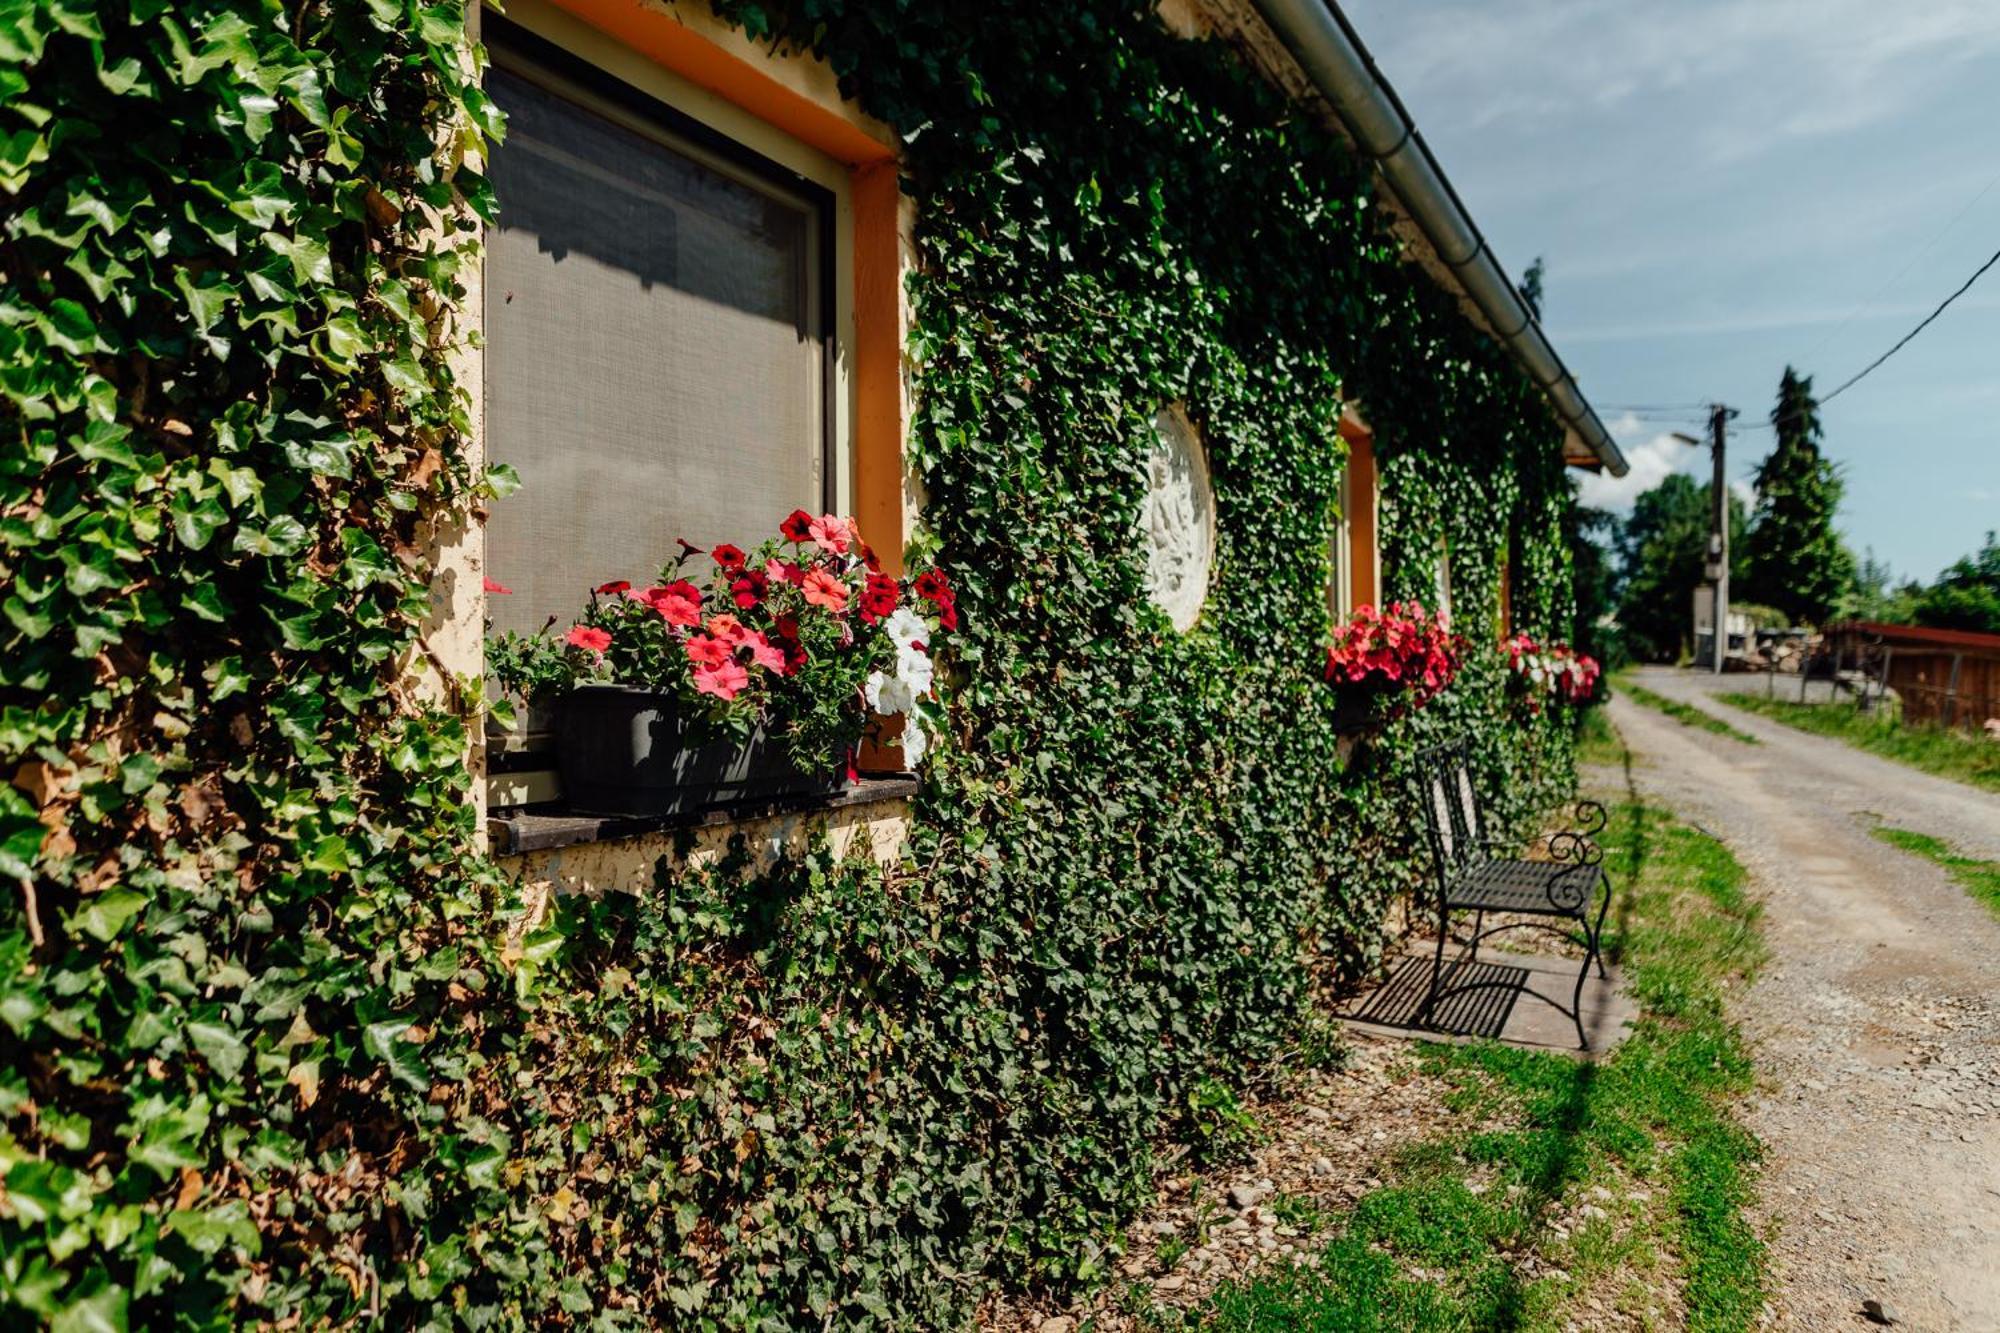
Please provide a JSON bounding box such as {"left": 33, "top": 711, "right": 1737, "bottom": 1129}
{"left": 1576, "top": 414, "right": 1707, "bottom": 511}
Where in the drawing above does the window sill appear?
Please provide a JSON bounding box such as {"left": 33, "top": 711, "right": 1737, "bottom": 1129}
{"left": 488, "top": 775, "right": 919, "bottom": 855}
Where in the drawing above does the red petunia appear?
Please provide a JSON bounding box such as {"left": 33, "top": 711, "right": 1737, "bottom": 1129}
{"left": 712, "top": 543, "right": 747, "bottom": 571}
{"left": 801, "top": 568, "right": 849, "bottom": 612}
{"left": 639, "top": 581, "right": 702, "bottom": 627}
{"left": 914, "top": 570, "right": 951, "bottom": 603}
{"left": 693, "top": 659, "right": 749, "bottom": 701}
{"left": 730, "top": 570, "right": 767, "bottom": 610}
{"left": 934, "top": 596, "right": 959, "bottom": 632}
{"left": 859, "top": 571, "right": 900, "bottom": 623}
{"left": 565, "top": 625, "right": 611, "bottom": 653}
{"left": 765, "top": 557, "right": 803, "bottom": 586}
{"left": 684, "top": 635, "right": 731, "bottom": 669}
{"left": 775, "top": 633, "right": 808, "bottom": 676}
{"left": 594, "top": 580, "right": 631, "bottom": 596}
{"left": 779, "top": 509, "right": 816, "bottom": 543}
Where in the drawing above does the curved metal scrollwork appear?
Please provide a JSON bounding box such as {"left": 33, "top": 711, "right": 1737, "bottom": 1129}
{"left": 1544, "top": 800, "right": 1607, "bottom": 911}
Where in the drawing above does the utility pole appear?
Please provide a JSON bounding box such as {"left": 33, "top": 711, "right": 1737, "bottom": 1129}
{"left": 1705, "top": 404, "right": 1738, "bottom": 674}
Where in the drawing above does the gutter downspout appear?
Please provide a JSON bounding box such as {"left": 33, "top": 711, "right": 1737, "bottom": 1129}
{"left": 1251, "top": 0, "right": 1630, "bottom": 476}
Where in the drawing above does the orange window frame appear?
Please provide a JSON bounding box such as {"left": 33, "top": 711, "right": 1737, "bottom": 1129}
{"left": 1340, "top": 416, "right": 1380, "bottom": 610}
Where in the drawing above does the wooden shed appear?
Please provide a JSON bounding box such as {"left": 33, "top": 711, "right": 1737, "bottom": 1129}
{"left": 1824, "top": 620, "right": 2000, "bottom": 730}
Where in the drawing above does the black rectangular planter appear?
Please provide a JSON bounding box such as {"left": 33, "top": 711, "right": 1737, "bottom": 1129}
{"left": 554, "top": 683, "right": 844, "bottom": 817}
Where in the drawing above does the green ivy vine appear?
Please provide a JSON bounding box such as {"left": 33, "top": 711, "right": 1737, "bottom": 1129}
{"left": 1, "top": 0, "right": 1584, "bottom": 1328}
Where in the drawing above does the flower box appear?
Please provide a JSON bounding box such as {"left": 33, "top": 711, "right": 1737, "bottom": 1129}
{"left": 1330, "top": 681, "right": 1394, "bottom": 736}
{"left": 489, "top": 508, "right": 956, "bottom": 816}
{"left": 1323, "top": 601, "right": 1464, "bottom": 727}
{"left": 554, "top": 683, "right": 842, "bottom": 817}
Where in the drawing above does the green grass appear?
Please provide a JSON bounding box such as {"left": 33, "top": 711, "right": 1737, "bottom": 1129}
{"left": 1620, "top": 680, "right": 1760, "bottom": 745}
{"left": 1871, "top": 826, "right": 2000, "bottom": 920}
{"left": 1181, "top": 721, "right": 1769, "bottom": 1332}
{"left": 1721, "top": 694, "right": 2000, "bottom": 795}
{"left": 1577, "top": 705, "right": 1624, "bottom": 769}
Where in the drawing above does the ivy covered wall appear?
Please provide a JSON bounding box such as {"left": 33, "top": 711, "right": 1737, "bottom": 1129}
{"left": 1, "top": 0, "right": 1582, "bottom": 1327}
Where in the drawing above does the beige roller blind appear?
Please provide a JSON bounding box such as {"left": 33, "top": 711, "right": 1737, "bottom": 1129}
{"left": 484, "top": 56, "right": 827, "bottom": 640}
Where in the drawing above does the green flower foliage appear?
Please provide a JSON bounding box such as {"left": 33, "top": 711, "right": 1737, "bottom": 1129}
{"left": 1, "top": 0, "right": 1586, "bottom": 1327}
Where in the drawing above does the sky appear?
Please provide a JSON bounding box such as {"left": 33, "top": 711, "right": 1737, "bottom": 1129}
{"left": 1341, "top": 0, "right": 2000, "bottom": 584}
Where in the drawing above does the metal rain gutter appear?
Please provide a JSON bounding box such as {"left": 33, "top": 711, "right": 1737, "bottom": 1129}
{"left": 1251, "top": 0, "right": 1630, "bottom": 476}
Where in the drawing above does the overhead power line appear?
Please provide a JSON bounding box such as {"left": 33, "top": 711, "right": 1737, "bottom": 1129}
{"left": 1801, "top": 166, "right": 2000, "bottom": 367}
{"left": 1814, "top": 239, "right": 2000, "bottom": 405}
{"left": 1733, "top": 236, "right": 2000, "bottom": 433}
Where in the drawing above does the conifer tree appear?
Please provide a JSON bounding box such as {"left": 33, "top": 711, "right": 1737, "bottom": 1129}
{"left": 1742, "top": 366, "right": 1854, "bottom": 625}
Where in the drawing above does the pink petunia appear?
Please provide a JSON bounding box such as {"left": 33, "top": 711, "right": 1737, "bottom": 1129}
{"left": 801, "top": 568, "right": 849, "bottom": 612}
{"left": 483, "top": 576, "right": 513, "bottom": 594}
{"left": 808, "top": 513, "right": 853, "bottom": 555}
{"left": 743, "top": 631, "right": 790, "bottom": 674}
{"left": 693, "top": 659, "right": 749, "bottom": 701}
{"left": 566, "top": 625, "right": 611, "bottom": 653}
{"left": 704, "top": 614, "right": 749, "bottom": 645}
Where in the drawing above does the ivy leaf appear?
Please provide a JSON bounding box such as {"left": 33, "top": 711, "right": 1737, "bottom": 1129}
{"left": 183, "top": 582, "right": 229, "bottom": 622}
{"left": 166, "top": 1199, "right": 259, "bottom": 1258}
{"left": 230, "top": 163, "right": 296, "bottom": 227}
{"left": 363, "top": 1017, "right": 430, "bottom": 1091}
{"left": 302, "top": 835, "right": 348, "bottom": 873}
{"left": 72, "top": 889, "right": 148, "bottom": 942}
{"left": 316, "top": 315, "right": 367, "bottom": 371}
{"left": 187, "top": 1018, "right": 247, "bottom": 1081}
{"left": 0, "top": 128, "right": 49, "bottom": 194}
{"left": 51, "top": 1282, "right": 128, "bottom": 1333}
{"left": 173, "top": 270, "right": 236, "bottom": 354}
{"left": 265, "top": 232, "right": 330, "bottom": 286}
{"left": 40, "top": 299, "right": 99, "bottom": 354}
{"left": 72, "top": 420, "right": 138, "bottom": 469}
{"left": 170, "top": 492, "right": 230, "bottom": 551}
{"left": 0, "top": 785, "right": 43, "bottom": 882}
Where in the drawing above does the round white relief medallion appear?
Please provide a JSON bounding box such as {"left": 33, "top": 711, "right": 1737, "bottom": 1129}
{"left": 1142, "top": 405, "right": 1215, "bottom": 631}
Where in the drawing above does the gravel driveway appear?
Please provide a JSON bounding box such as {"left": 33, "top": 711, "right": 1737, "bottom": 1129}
{"left": 1605, "top": 667, "right": 2000, "bottom": 1331}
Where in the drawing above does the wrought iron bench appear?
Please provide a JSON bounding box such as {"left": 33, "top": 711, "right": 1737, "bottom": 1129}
{"left": 1409, "top": 740, "right": 1613, "bottom": 1048}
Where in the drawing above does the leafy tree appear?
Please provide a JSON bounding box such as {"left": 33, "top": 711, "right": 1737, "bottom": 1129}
{"left": 1741, "top": 367, "right": 1854, "bottom": 624}
{"left": 1565, "top": 492, "right": 1623, "bottom": 665}
{"left": 1915, "top": 532, "right": 2000, "bottom": 633}
{"left": 1614, "top": 473, "right": 1748, "bottom": 662}
{"left": 1518, "top": 255, "right": 1546, "bottom": 320}
{"left": 1846, "top": 547, "right": 1925, "bottom": 624}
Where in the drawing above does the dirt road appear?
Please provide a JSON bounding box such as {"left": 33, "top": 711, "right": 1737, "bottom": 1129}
{"left": 1606, "top": 668, "right": 2000, "bottom": 1331}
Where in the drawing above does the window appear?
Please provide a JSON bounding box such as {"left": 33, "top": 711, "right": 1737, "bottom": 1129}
{"left": 1434, "top": 535, "right": 1453, "bottom": 624}
{"left": 1330, "top": 412, "right": 1379, "bottom": 617}
{"left": 482, "top": 19, "right": 835, "bottom": 641}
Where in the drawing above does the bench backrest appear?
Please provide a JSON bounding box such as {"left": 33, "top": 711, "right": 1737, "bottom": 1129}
{"left": 1410, "top": 740, "right": 1487, "bottom": 886}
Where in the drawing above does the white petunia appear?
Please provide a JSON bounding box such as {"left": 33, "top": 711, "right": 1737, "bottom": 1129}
{"left": 883, "top": 607, "right": 930, "bottom": 653}
{"left": 866, "top": 669, "right": 917, "bottom": 715}
{"left": 901, "top": 713, "right": 929, "bottom": 767}
{"left": 896, "top": 644, "right": 934, "bottom": 696}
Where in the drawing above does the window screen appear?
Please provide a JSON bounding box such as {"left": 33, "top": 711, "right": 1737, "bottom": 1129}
{"left": 483, "top": 43, "right": 829, "bottom": 640}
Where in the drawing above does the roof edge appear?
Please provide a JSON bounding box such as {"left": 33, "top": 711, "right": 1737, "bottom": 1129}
{"left": 1249, "top": 0, "right": 1629, "bottom": 477}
